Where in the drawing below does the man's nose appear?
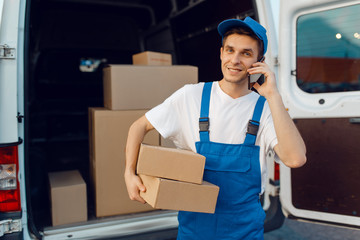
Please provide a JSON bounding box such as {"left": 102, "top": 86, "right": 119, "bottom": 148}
{"left": 230, "top": 53, "right": 241, "bottom": 65}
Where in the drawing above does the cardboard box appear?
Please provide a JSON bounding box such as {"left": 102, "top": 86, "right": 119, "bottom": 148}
{"left": 89, "top": 108, "right": 160, "bottom": 217}
{"left": 48, "top": 170, "right": 87, "bottom": 226}
{"left": 137, "top": 144, "right": 205, "bottom": 184}
{"left": 103, "top": 65, "right": 198, "bottom": 110}
{"left": 132, "top": 51, "right": 172, "bottom": 66}
{"left": 140, "top": 174, "right": 219, "bottom": 213}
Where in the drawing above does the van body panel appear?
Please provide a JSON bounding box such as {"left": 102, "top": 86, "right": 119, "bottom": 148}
{"left": 0, "top": 0, "right": 20, "bottom": 143}
{"left": 279, "top": 0, "right": 360, "bottom": 227}
{"left": 253, "top": 0, "right": 280, "bottom": 213}
{"left": 0, "top": 0, "right": 26, "bottom": 239}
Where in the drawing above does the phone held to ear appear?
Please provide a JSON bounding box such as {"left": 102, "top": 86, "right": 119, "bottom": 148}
{"left": 248, "top": 57, "right": 265, "bottom": 93}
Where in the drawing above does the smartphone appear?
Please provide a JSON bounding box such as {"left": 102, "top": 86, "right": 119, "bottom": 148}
{"left": 249, "top": 73, "right": 264, "bottom": 85}
{"left": 248, "top": 57, "right": 265, "bottom": 91}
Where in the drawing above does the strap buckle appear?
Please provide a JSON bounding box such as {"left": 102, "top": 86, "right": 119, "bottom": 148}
{"left": 247, "top": 120, "right": 259, "bottom": 136}
{"left": 199, "top": 117, "right": 210, "bottom": 132}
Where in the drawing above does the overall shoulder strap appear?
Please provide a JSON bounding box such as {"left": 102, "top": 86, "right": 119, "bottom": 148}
{"left": 244, "top": 96, "right": 266, "bottom": 145}
{"left": 199, "top": 82, "right": 213, "bottom": 142}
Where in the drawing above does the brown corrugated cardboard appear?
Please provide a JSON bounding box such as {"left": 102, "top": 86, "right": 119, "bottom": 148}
{"left": 140, "top": 174, "right": 219, "bottom": 214}
{"left": 132, "top": 51, "right": 172, "bottom": 66}
{"left": 103, "top": 65, "right": 198, "bottom": 110}
{"left": 48, "top": 170, "right": 87, "bottom": 226}
{"left": 89, "top": 108, "right": 160, "bottom": 217}
{"left": 137, "top": 144, "right": 205, "bottom": 184}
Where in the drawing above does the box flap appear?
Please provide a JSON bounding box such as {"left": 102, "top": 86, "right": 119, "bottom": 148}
{"left": 48, "top": 170, "right": 85, "bottom": 188}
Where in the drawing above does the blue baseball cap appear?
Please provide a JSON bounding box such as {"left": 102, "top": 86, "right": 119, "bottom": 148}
{"left": 217, "top": 16, "right": 268, "bottom": 55}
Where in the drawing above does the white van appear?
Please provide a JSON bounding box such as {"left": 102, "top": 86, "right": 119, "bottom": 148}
{"left": 1, "top": 0, "right": 359, "bottom": 239}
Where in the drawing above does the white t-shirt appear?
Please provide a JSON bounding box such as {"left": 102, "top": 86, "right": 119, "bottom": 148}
{"left": 146, "top": 81, "right": 279, "bottom": 193}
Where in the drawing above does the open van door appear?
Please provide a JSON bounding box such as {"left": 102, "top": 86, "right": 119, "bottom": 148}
{"left": 279, "top": 0, "right": 360, "bottom": 227}
{"left": 0, "top": 0, "right": 25, "bottom": 239}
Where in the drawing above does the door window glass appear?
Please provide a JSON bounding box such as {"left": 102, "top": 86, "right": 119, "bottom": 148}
{"left": 296, "top": 4, "right": 360, "bottom": 93}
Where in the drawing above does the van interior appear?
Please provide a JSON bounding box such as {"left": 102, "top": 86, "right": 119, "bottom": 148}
{"left": 26, "top": 0, "right": 258, "bottom": 233}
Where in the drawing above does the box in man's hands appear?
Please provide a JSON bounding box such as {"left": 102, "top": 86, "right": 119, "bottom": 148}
{"left": 140, "top": 174, "right": 219, "bottom": 214}
{"left": 137, "top": 144, "right": 205, "bottom": 184}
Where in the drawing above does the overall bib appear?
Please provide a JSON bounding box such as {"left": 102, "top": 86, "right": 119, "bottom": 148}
{"left": 177, "top": 82, "right": 266, "bottom": 240}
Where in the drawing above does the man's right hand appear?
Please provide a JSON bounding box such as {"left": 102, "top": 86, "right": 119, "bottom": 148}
{"left": 124, "top": 171, "right": 146, "bottom": 204}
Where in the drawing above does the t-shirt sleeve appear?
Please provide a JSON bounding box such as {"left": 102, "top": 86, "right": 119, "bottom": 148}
{"left": 145, "top": 86, "right": 185, "bottom": 139}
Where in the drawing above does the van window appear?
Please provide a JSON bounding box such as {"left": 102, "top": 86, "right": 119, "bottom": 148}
{"left": 296, "top": 4, "right": 360, "bottom": 93}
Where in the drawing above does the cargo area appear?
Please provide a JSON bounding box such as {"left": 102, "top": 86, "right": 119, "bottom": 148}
{"left": 25, "top": 0, "right": 258, "bottom": 235}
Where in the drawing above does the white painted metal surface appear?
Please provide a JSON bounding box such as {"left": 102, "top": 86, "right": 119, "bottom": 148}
{"left": 255, "top": 0, "right": 281, "bottom": 211}
{"left": 0, "top": 0, "right": 20, "bottom": 143}
{"left": 16, "top": 0, "right": 29, "bottom": 238}
{"left": 278, "top": 0, "right": 360, "bottom": 120}
{"left": 278, "top": 0, "right": 360, "bottom": 227}
{"left": 0, "top": 0, "right": 4, "bottom": 30}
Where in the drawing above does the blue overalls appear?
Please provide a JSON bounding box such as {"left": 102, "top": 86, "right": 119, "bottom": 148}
{"left": 177, "top": 82, "right": 266, "bottom": 240}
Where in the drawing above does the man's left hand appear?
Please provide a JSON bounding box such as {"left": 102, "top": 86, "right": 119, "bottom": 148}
{"left": 247, "top": 62, "right": 278, "bottom": 99}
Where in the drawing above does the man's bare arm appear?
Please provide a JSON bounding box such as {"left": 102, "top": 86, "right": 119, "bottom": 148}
{"left": 267, "top": 93, "right": 307, "bottom": 168}
{"left": 124, "top": 115, "right": 154, "bottom": 203}
{"left": 249, "top": 62, "right": 306, "bottom": 168}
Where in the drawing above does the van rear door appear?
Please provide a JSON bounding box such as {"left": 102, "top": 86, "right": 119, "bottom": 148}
{"left": 278, "top": 0, "right": 360, "bottom": 227}
{"left": 0, "top": 0, "right": 19, "bottom": 141}
{"left": 0, "top": 0, "right": 24, "bottom": 239}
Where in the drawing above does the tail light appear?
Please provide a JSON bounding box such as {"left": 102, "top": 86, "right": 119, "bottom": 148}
{"left": 0, "top": 145, "right": 21, "bottom": 212}
{"left": 274, "top": 162, "right": 280, "bottom": 182}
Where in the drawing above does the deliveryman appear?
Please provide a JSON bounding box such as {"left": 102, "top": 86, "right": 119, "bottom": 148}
{"left": 124, "top": 16, "right": 307, "bottom": 240}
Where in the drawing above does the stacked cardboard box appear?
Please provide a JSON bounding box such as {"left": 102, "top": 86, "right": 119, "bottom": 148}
{"left": 137, "top": 144, "right": 205, "bottom": 184}
{"left": 88, "top": 51, "right": 199, "bottom": 217}
{"left": 138, "top": 144, "right": 219, "bottom": 214}
{"left": 88, "top": 109, "right": 159, "bottom": 217}
{"left": 48, "top": 170, "right": 87, "bottom": 226}
{"left": 132, "top": 51, "right": 172, "bottom": 66}
{"left": 103, "top": 65, "right": 198, "bottom": 110}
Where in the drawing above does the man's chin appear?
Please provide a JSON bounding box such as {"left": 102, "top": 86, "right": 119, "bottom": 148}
{"left": 223, "top": 77, "right": 247, "bottom": 84}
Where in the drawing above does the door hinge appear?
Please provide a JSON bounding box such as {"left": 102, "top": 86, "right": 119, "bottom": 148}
{"left": 0, "top": 44, "right": 16, "bottom": 59}
{"left": 0, "top": 219, "right": 22, "bottom": 237}
{"left": 17, "top": 112, "right": 24, "bottom": 123}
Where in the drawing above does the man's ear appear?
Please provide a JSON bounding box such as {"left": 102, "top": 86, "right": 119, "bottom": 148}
{"left": 220, "top": 47, "right": 223, "bottom": 60}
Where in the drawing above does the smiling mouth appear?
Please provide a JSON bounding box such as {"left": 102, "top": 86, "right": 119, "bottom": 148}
{"left": 227, "top": 67, "right": 242, "bottom": 73}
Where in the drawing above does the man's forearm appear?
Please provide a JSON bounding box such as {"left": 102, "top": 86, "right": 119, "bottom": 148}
{"left": 267, "top": 92, "right": 306, "bottom": 168}
{"left": 125, "top": 115, "right": 154, "bottom": 175}
{"left": 124, "top": 115, "right": 154, "bottom": 203}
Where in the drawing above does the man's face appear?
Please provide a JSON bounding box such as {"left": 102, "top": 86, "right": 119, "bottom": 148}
{"left": 220, "top": 34, "right": 259, "bottom": 84}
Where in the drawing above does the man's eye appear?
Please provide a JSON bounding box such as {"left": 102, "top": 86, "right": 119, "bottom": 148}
{"left": 226, "top": 49, "right": 233, "bottom": 53}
